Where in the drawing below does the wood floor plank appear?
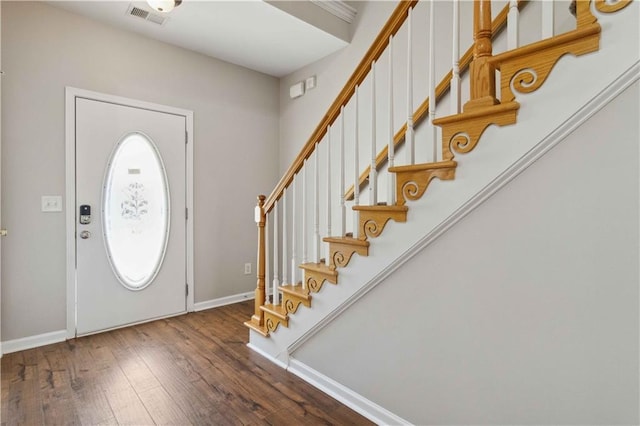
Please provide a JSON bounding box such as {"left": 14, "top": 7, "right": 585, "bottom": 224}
{"left": 136, "top": 384, "right": 192, "bottom": 425}
{"left": 38, "top": 345, "right": 81, "bottom": 425}
{"left": 1, "top": 301, "right": 373, "bottom": 425}
{"left": 65, "top": 337, "right": 117, "bottom": 425}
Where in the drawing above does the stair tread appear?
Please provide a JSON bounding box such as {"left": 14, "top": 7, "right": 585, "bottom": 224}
{"left": 388, "top": 160, "right": 457, "bottom": 173}
{"left": 299, "top": 262, "right": 338, "bottom": 277}
{"left": 352, "top": 204, "right": 409, "bottom": 212}
{"left": 280, "top": 284, "right": 312, "bottom": 300}
{"left": 322, "top": 236, "right": 370, "bottom": 247}
{"left": 244, "top": 321, "right": 269, "bottom": 337}
{"left": 260, "top": 303, "right": 288, "bottom": 320}
{"left": 433, "top": 101, "right": 520, "bottom": 124}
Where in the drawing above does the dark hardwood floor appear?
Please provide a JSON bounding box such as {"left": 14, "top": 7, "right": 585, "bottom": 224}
{"left": 1, "top": 301, "right": 373, "bottom": 425}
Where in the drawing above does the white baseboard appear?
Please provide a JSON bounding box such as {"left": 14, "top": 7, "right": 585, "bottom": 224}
{"left": 1, "top": 330, "right": 67, "bottom": 354}
{"left": 288, "top": 358, "right": 411, "bottom": 426}
{"left": 194, "top": 291, "right": 254, "bottom": 312}
{"left": 246, "top": 342, "right": 289, "bottom": 370}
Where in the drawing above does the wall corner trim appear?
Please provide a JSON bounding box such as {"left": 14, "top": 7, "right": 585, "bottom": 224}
{"left": 193, "top": 291, "right": 254, "bottom": 312}
{"left": 287, "top": 60, "right": 640, "bottom": 356}
{"left": 288, "top": 358, "right": 412, "bottom": 425}
{"left": 1, "top": 330, "right": 67, "bottom": 354}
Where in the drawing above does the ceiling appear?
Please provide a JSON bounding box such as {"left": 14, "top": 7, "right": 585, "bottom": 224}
{"left": 47, "top": 1, "right": 354, "bottom": 78}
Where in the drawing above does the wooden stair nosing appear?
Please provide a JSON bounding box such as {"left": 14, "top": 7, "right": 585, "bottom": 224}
{"left": 388, "top": 160, "right": 457, "bottom": 174}
{"left": 260, "top": 303, "right": 288, "bottom": 321}
{"left": 279, "top": 284, "right": 312, "bottom": 301}
{"left": 299, "top": 262, "right": 338, "bottom": 278}
{"left": 323, "top": 236, "right": 371, "bottom": 248}
{"left": 352, "top": 204, "right": 409, "bottom": 213}
{"left": 244, "top": 320, "right": 269, "bottom": 337}
{"left": 433, "top": 101, "right": 520, "bottom": 126}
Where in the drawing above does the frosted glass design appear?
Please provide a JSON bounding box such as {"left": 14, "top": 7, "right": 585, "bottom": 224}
{"left": 103, "top": 132, "right": 170, "bottom": 290}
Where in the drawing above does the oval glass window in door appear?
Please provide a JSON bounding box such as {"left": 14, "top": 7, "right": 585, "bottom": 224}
{"left": 102, "top": 132, "right": 170, "bottom": 290}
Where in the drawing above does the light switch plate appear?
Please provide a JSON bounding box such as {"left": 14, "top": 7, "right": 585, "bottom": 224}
{"left": 42, "top": 195, "right": 63, "bottom": 212}
{"left": 305, "top": 76, "right": 316, "bottom": 90}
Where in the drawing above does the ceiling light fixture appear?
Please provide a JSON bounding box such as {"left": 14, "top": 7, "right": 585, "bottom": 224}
{"left": 146, "top": 0, "right": 182, "bottom": 13}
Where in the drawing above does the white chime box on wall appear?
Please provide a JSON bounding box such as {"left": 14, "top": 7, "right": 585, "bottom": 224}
{"left": 289, "top": 81, "right": 305, "bottom": 99}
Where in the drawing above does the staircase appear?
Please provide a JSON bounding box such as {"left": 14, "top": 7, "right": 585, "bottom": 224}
{"left": 245, "top": 0, "right": 636, "bottom": 358}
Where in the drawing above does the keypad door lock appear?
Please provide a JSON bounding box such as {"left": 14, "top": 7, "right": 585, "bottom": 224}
{"left": 79, "top": 205, "right": 91, "bottom": 225}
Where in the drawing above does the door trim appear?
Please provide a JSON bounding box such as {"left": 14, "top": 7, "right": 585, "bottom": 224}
{"left": 65, "top": 87, "right": 195, "bottom": 339}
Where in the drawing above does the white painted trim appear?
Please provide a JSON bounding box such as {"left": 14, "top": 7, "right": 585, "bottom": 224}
{"left": 64, "top": 87, "right": 195, "bottom": 337}
{"left": 186, "top": 112, "right": 195, "bottom": 312}
{"left": 246, "top": 342, "right": 409, "bottom": 424}
{"left": 287, "top": 60, "right": 640, "bottom": 355}
{"left": 288, "top": 358, "right": 412, "bottom": 426}
{"left": 193, "top": 291, "right": 254, "bottom": 312}
{"left": 246, "top": 342, "right": 289, "bottom": 370}
{"left": 310, "top": 0, "right": 357, "bottom": 24}
{"left": 65, "top": 88, "right": 77, "bottom": 340}
{"left": 1, "top": 330, "right": 67, "bottom": 354}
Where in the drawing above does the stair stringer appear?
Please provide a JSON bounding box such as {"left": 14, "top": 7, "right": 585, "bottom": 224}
{"left": 247, "top": 3, "right": 639, "bottom": 366}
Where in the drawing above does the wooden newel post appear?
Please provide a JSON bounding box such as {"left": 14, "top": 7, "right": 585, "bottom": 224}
{"left": 252, "top": 195, "right": 267, "bottom": 326}
{"left": 465, "top": 0, "right": 498, "bottom": 111}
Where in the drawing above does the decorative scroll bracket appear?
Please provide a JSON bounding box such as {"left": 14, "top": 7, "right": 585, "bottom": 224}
{"left": 280, "top": 285, "right": 312, "bottom": 315}
{"left": 299, "top": 263, "right": 338, "bottom": 293}
{"left": 323, "top": 237, "right": 370, "bottom": 269}
{"left": 389, "top": 161, "right": 458, "bottom": 206}
{"left": 434, "top": 102, "right": 520, "bottom": 162}
{"left": 491, "top": 23, "right": 601, "bottom": 104}
{"left": 352, "top": 205, "right": 409, "bottom": 240}
{"left": 260, "top": 304, "right": 288, "bottom": 334}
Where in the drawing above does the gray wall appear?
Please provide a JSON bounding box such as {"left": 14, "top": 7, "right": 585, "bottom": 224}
{"left": 294, "top": 82, "right": 640, "bottom": 424}
{"left": 1, "top": 1, "right": 279, "bottom": 340}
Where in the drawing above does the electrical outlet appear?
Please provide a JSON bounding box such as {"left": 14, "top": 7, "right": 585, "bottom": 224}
{"left": 244, "top": 263, "right": 252, "bottom": 275}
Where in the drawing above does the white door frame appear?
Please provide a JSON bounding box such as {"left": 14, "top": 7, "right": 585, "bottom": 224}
{"left": 65, "top": 87, "right": 194, "bottom": 339}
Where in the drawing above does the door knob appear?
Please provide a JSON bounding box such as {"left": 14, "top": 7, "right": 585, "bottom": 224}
{"left": 80, "top": 230, "right": 91, "bottom": 239}
{"left": 0, "top": 229, "right": 7, "bottom": 237}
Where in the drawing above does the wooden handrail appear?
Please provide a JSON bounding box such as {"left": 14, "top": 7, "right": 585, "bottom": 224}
{"left": 264, "top": 0, "right": 419, "bottom": 214}
{"left": 345, "top": 0, "right": 529, "bottom": 201}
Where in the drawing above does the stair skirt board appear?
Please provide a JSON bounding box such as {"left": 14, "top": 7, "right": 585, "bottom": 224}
{"left": 285, "top": 60, "right": 639, "bottom": 356}
{"left": 1, "top": 330, "right": 67, "bottom": 355}
{"left": 245, "top": 342, "right": 411, "bottom": 426}
{"left": 194, "top": 291, "right": 255, "bottom": 312}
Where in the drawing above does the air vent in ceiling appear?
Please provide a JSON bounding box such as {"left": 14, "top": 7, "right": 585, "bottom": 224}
{"left": 126, "top": 4, "right": 167, "bottom": 26}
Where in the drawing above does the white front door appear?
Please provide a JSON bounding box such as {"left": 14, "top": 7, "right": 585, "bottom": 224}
{"left": 74, "top": 97, "right": 187, "bottom": 336}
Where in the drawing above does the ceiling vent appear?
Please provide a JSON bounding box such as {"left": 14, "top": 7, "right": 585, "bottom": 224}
{"left": 126, "top": 4, "right": 168, "bottom": 26}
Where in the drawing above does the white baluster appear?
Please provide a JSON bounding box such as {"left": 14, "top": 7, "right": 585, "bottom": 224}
{"left": 429, "top": 0, "right": 437, "bottom": 163}
{"left": 353, "top": 86, "right": 360, "bottom": 239}
{"left": 339, "top": 107, "right": 346, "bottom": 235}
{"left": 406, "top": 7, "right": 415, "bottom": 165}
{"left": 542, "top": 0, "right": 554, "bottom": 39}
{"left": 507, "top": 0, "right": 519, "bottom": 50}
{"left": 314, "top": 142, "right": 320, "bottom": 267}
{"left": 370, "top": 62, "right": 378, "bottom": 205}
{"left": 302, "top": 161, "right": 307, "bottom": 266}
{"left": 451, "top": 0, "right": 461, "bottom": 114}
{"left": 282, "top": 190, "right": 288, "bottom": 287}
{"left": 265, "top": 211, "right": 270, "bottom": 304}
{"left": 326, "top": 126, "right": 332, "bottom": 260}
{"left": 291, "top": 177, "right": 297, "bottom": 285}
{"left": 272, "top": 202, "right": 280, "bottom": 305}
{"left": 388, "top": 35, "right": 396, "bottom": 205}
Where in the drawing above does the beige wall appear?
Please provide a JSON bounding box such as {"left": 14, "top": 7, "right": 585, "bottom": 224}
{"left": 1, "top": 1, "right": 279, "bottom": 340}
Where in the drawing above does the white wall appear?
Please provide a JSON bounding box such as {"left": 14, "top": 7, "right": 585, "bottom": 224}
{"left": 293, "top": 81, "right": 640, "bottom": 424}
{"left": 1, "top": 1, "right": 279, "bottom": 341}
